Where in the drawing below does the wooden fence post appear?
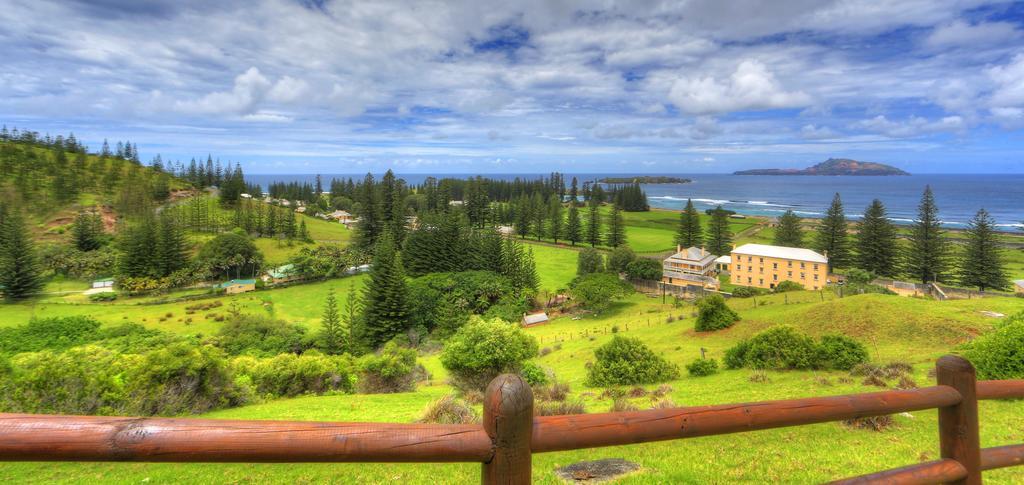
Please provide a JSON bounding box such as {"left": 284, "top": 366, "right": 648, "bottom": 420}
{"left": 936, "top": 355, "right": 981, "bottom": 485}
{"left": 482, "top": 373, "right": 533, "bottom": 485}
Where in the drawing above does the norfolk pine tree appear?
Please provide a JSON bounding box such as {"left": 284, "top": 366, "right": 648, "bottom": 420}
{"left": 565, "top": 204, "right": 582, "bottom": 246}
{"left": 907, "top": 186, "right": 948, "bottom": 283}
{"left": 706, "top": 206, "right": 733, "bottom": 256}
{"left": 855, "top": 199, "right": 900, "bottom": 277}
{"left": 773, "top": 210, "right": 803, "bottom": 248}
{"left": 605, "top": 203, "right": 627, "bottom": 248}
{"left": 319, "top": 290, "right": 349, "bottom": 354}
{"left": 358, "top": 232, "right": 410, "bottom": 349}
{"left": 585, "top": 198, "right": 602, "bottom": 247}
{"left": 959, "top": 208, "right": 1009, "bottom": 291}
{"left": 0, "top": 209, "right": 43, "bottom": 301}
{"left": 675, "top": 198, "right": 703, "bottom": 248}
{"left": 814, "top": 193, "right": 851, "bottom": 269}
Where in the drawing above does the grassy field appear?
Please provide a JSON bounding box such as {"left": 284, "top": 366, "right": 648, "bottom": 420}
{"left": 2, "top": 289, "right": 1022, "bottom": 483}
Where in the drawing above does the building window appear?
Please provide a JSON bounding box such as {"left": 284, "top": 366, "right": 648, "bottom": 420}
{"left": 773, "top": 274, "right": 778, "bottom": 281}
{"left": 759, "top": 257, "right": 764, "bottom": 263}
{"left": 787, "top": 261, "right": 793, "bottom": 267}
{"left": 813, "top": 264, "right": 819, "bottom": 271}
{"left": 787, "top": 271, "right": 792, "bottom": 277}
{"left": 759, "top": 279, "right": 764, "bottom": 285}
{"left": 747, "top": 256, "right": 752, "bottom": 262}
{"left": 800, "top": 273, "right": 805, "bottom": 279}
{"left": 801, "top": 262, "right": 806, "bottom": 269}
{"left": 748, "top": 266, "right": 752, "bottom": 271}
{"left": 814, "top": 274, "right": 819, "bottom": 281}
{"left": 747, "top": 277, "right": 752, "bottom": 284}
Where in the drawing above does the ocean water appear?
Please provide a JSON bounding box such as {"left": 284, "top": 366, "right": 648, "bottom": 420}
{"left": 247, "top": 173, "right": 1024, "bottom": 230}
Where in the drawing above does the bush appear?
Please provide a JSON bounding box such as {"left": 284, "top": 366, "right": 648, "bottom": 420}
{"left": 576, "top": 248, "right": 604, "bottom": 277}
{"left": 723, "top": 340, "right": 751, "bottom": 369}
{"left": 440, "top": 317, "right": 539, "bottom": 391}
{"left": 773, "top": 280, "right": 805, "bottom": 293}
{"left": 731, "top": 326, "right": 819, "bottom": 370}
{"left": 407, "top": 271, "right": 516, "bottom": 336}
{"left": 418, "top": 394, "right": 479, "bottom": 424}
{"left": 122, "top": 342, "right": 249, "bottom": 416}
{"left": 607, "top": 246, "right": 635, "bottom": 273}
{"left": 586, "top": 336, "right": 679, "bottom": 386}
{"left": 695, "top": 294, "right": 739, "bottom": 331}
{"left": 0, "top": 316, "right": 102, "bottom": 354}
{"left": 88, "top": 292, "right": 118, "bottom": 302}
{"left": 625, "top": 258, "right": 662, "bottom": 280}
{"left": 535, "top": 399, "right": 586, "bottom": 416}
{"left": 216, "top": 314, "right": 311, "bottom": 356}
{"left": 961, "top": 312, "right": 1024, "bottom": 379}
{"left": 232, "top": 352, "right": 356, "bottom": 398}
{"left": 726, "top": 326, "right": 870, "bottom": 371}
{"left": 816, "top": 334, "right": 869, "bottom": 370}
{"left": 357, "top": 342, "right": 418, "bottom": 393}
{"left": 519, "top": 361, "right": 549, "bottom": 386}
{"left": 609, "top": 398, "right": 639, "bottom": 412}
{"left": 731, "top": 286, "right": 767, "bottom": 298}
{"left": 570, "top": 272, "right": 632, "bottom": 312}
{"left": 534, "top": 381, "right": 570, "bottom": 402}
{"left": 686, "top": 358, "right": 719, "bottom": 377}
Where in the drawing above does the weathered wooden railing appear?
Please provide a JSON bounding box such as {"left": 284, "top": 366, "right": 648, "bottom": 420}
{"left": 0, "top": 355, "right": 1021, "bottom": 484}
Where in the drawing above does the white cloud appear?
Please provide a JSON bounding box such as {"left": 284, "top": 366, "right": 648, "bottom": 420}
{"left": 267, "top": 76, "right": 309, "bottom": 103}
{"left": 800, "top": 124, "right": 837, "bottom": 140}
{"left": 667, "top": 60, "right": 811, "bottom": 115}
{"left": 175, "top": 67, "right": 271, "bottom": 115}
{"left": 854, "top": 115, "right": 965, "bottom": 137}
{"left": 924, "top": 20, "right": 1021, "bottom": 49}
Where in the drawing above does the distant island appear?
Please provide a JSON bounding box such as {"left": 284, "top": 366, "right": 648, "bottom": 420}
{"left": 733, "top": 158, "right": 910, "bottom": 176}
{"left": 598, "top": 176, "right": 692, "bottom": 184}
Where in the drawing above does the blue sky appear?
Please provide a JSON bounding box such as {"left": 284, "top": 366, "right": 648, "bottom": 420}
{"left": 1, "top": 0, "right": 1023, "bottom": 174}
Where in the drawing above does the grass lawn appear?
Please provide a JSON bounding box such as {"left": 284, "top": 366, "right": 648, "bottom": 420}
{"left": 3, "top": 290, "right": 1023, "bottom": 483}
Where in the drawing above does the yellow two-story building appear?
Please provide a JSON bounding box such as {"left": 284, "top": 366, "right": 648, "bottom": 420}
{"left": 730, "top": 243, "right": 828, "bottom": 290}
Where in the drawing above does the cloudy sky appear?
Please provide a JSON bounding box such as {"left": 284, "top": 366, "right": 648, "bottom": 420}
{"left": 2, "top": 0, "right": 1023, "bottom": 173}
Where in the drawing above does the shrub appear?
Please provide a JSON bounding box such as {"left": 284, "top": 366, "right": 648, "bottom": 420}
{"left": 216, "top": 314, "right": 311, "bottom": 356}
{"left": 651, "top": 398, "right": 678, "bottom": 409}
{"left": 88, "top": 292, "right": 118, "bottom": 302}
{"left": 625, "top": 258, "right": 662, "bottom": 281}
{"left": 535, "top": 400, "right": 586, "bottom": 416}
{"left": 816, "top": 335, "right": 870, "bottom": 370}
{"left": 651, "top": 384, "right": 673, "bottom": 398}
{"left": 534, "top": 381, "right": 570, "bottom": 402}
{"left": 357, "top": 342, "right": 418, "bottom": 393}
{"left": 609, "top": 398, "right": 639, "bottom": 412}
{"left": 586, "top": 336, "right": 679, "bottom": 386}
{"left": 570, "top": 273, "right": 632, "bottom": 312}
{"left": 686, "top": 358, "right": 719, "bottom": 377}
{"left": 773, "top": 280, "right": 805, "bottom": 293}
{"left": 0, "top": 316, "right": 102, "bottom": 354}
{"left": 607, "top": 246, "right": 636, "bottom": 273}
{"left": 733, "top": 326, "right": 819, "bottom": 370}
{"left": 748, "top": 371, "right": 770, "bottom": 383}
{"left": 576, "top": 248, "right": 605, "bottom": 277}
{"left": 418, "top": 395, "right": 479, "bottom": 424}
{"left": 695, "top": 294, "right": 739, "bottom": 332}
{"left": 232, "top": 352, "right": 356, "bottom": 398}
{"left": 122, "top": 343, "right": 248, "bottom": 415}
{"left": 731, "top": 286, "right": 767, "bottom": 298}
{"left": 843, "top": 415, "right": 895, "bottom": 431}
{"left": 519, "top": 361, "right": 549, "bottom": 386}
{"left": 723, "top": 340, "right": 751, "bottom": 369}
{"left": 961, "top": 312, "right": 1024, "bottom": 379}
{"left": 440, "top": 317, "right": 539, "bottom": 391}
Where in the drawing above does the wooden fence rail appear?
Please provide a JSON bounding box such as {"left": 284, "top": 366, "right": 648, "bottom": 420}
{"left": 0, "top": 355, "right": 1021, "bottom": 484}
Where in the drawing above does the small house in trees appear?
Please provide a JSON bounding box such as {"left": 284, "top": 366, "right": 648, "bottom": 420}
{"left": 1015, "top": 280, "right": 1024, "bottom": 295}
{"left": 217, "top": 279, "right": 256, "bottom": 295}
{"left": 240, "top": 193, "right": 252, "bottom": 199}
{"left": 263, "top": 264, "right": 298, "bottom": 285}
{"left": 662, "top": 246, "right": 720, "bottom": 290}
{"left": 294, "top": 206, "right": 307, "bottom": 214}
{"left": 91, "top": 278, "right": 115, "bottom": 289}
{"left": 522, "top": 312, "right": 550, "bottom": 327}
{"left": 328, "top": 210, "right": 354, "bottom": 225}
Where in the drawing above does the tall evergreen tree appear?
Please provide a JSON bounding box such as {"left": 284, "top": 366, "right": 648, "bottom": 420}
{"left": 959, "top": 208, "right": 1009, "bottom": 291}
{"left": 355, "top": 173, "right": 382, "bottom": 251}
{"left": 0, "top": 210, "right": 43, "bottom": 301}
{"left": 565, "top": 204, "right": 582, "bottom": 246}
{"left": 855, "top": 200, "right": 899, "bottom": 277}
{"left": 569, "top": 177, "right": 579, "bottom": 205}
{"left": 814, "top": 193, "right": 851, "bottom": 269}
{"left": 319, "top": 291, "right": 348, "bottom": 354}
{"left": 117, "top": 217, "right": 157, "bottom": 277}
{"left": 529, "top": 193, "right": 546, "bottom": 241}
{"left": 675, "top": 199, "right": 703, "bottom": 248}
{"left": 154, "top": 211, "right": 189, "bottom": 277}
{"left": 357, "top": 232, "right": 410, "bottom": 349}
{"left": 547, "top": 194, "right": 563, "bottom": 243}
{"left": 585, "top": 200, "right": 602, "bottom": 247}
{"left": 907, "top": 186, "right": 948, "bottom": 283}
{"left": 605, "top": 203, "right": 627, "bottom": 248}
{"left": 773, "top": 210, "right": 803, "bottom": 248}
{"left": 71, "top": 210, "right": 105, "bottom": 252}
{"left": 706, "top": 206, "right": 733, "bottom": 256}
